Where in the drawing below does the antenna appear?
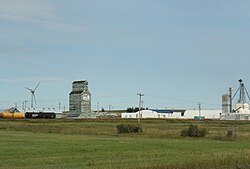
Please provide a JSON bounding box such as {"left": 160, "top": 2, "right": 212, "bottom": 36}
{"left": 25, "top": 81, "right": 41, "bottom": 108}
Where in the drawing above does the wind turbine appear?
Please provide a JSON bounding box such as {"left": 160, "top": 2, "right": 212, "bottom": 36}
{"left": 25, "top": 82, "right": 41, "bottom": 108}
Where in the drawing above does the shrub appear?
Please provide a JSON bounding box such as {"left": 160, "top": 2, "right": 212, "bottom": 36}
{"left": 116, "top": 124, "right": 143, "bottom": 134}
{"left": 227, "top": 128, "right": 237, "bottom": 138}
{"left": 180, "top": 128, "right": 188, "bottom": 137}
{"left": 181, "top": 125, "right": 208, "bottom": 137}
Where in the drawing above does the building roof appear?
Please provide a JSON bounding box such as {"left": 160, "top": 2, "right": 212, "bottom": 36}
{"left": 151, "top": 109, "right": 186, "bottom": 114}
{"left": 151, "top": 109, "right": 173, "bottom": 114}
{"left": 1, "top": 107, "right": 20, "bottom": 113}
{"left": 72, "top": 80, "right": 87, "bottom": 84}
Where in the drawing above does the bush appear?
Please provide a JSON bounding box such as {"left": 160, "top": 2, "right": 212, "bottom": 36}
{"left": 116, "top": 124, "right": 143, "bottom": 134}
{"left": 227, "top": 128, "right": 237, "bottom": 138}
{"left": 181, "top": 125, "right": 208, "bottom": 137}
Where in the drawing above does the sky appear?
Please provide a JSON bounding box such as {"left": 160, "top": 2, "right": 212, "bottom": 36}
{"left": 1, "top": 0, "right": 250, "bottom": 111}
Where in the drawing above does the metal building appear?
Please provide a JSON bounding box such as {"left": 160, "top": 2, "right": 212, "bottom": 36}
{"left": 121, "top": 109, "right": 186, "bottom": 119}
{"left": 121, "top": 109, "right": 220, "bottom": 119}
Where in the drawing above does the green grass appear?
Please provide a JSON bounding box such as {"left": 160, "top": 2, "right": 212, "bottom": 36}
{"left": 0, "top": 119, "right": 249, "bottom": 169}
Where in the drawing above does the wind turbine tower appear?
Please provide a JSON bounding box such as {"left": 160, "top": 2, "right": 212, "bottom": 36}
{"left": 25, "top": 82, "right": 41, "bottom": 108}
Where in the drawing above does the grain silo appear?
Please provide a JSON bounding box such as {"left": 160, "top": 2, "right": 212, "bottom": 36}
{"left": 222, "top": 94, "right": 231, "bottom": 114}
{"left": 69, "top": 80, "right": 96, "bottom": 118}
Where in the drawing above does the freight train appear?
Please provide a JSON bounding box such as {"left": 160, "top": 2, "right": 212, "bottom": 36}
{"left": 0, "top": 108, "right": 62, "bottom": 119}
{"left": 0, "top": 112, "right": 25, "bottom": 119}
{"left": 25, "top": 111, "right": 56, "bottom": 119}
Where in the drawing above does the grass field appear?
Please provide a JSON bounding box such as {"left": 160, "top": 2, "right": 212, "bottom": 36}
{"left": 0, "top": 119, "right": 249, "bottom": 169}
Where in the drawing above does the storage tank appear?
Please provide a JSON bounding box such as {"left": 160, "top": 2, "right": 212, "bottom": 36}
{"left": 222, "top": 94, "right": 231, "bottom": 113}
{"left": 13, "top": 113, "right": 25, "bottom": 119}
{"left": 2, "top": 112, "right": 14, "bottom": 118}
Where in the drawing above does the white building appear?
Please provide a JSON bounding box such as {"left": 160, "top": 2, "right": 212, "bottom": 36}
{"left": 122, "top": 109, "right": 185, "bottom": 119}
{"left": 121, "top": 109, "right": 221, "bottom": 119}
{"left": 185, "top": 109, "right": 221, "bottom": 119}
{"left": 220, "top": 103, "right": 250, "bottom": 120}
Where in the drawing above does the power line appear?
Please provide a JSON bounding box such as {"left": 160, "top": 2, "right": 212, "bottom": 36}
{"left": 93, "top": 93, "right": 134, "bottom": 99}
{"left": 145, "top": 93, "right": 220, "bottom": 107}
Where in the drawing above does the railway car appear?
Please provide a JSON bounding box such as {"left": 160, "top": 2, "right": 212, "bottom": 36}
{"left": 0, "top": 112, "right": 25, "bottom": 119}
{"left": 25, "top": 112, "right": 56, "bottom": 119}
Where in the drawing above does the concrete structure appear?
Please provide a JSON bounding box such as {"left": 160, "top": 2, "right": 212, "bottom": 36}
{"left": 69, "top": 80, "right": 96, "bottom": 118}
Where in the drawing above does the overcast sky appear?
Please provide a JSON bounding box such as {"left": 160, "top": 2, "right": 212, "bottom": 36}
{"left": 1, "top": 0, "right": 250, "bottom": 110}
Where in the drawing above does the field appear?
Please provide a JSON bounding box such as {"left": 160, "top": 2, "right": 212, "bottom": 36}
{"left": 0, "top": 119, "right": 249, "bottom": 169}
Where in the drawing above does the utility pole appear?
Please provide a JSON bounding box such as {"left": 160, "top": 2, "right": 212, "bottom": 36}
{"left": 109, "top": 105, "right": 111, "bottom": 114}
{"left": 97, "top": 102, "right": 99, "bottom": 113}
{"left": 198, "top": 102, "right": 201, "bottom": 120}
{"left": 137, "top": 93, "right": 144, "bottom": 123}
{"left": 229, "top": 87, "right": 232, "bottom": 113}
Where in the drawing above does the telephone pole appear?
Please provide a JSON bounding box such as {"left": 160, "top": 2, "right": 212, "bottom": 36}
{"left": 198, "top": 102, "right": 201, "bottom": 120}
{"left": 229, "top": 87, "right": 232, "bottom": 113}
{"left": 97, "top": 102, "right": 99, "bottom": 113}
{"left": 137, "top": 93, "right": 144, "bottom": 123}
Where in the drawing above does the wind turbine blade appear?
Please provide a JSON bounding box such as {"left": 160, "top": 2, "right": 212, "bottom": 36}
{"left": 34, "top": 81, "right": 41, "bottom": 91}
{"left": 25, "top": 87, "right": 33, "bottom": 92}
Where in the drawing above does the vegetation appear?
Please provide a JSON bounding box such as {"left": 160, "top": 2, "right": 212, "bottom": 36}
{"left": 227, "top": 127, "right": 237, "bottom": 138}
{"left": 126, "top": 107, "right": 140, "bottom": 112}
{"left": 181, "top": 125, "right": 208, "bottom": 137}
{"left": 0, "top": 119, "right": 249, "bottom": 169}
{"left": 126, "top": 107, "right": 148, "bottom": 112}
{"left": 116, "top": 124, "right": 143, "bottom": 134}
